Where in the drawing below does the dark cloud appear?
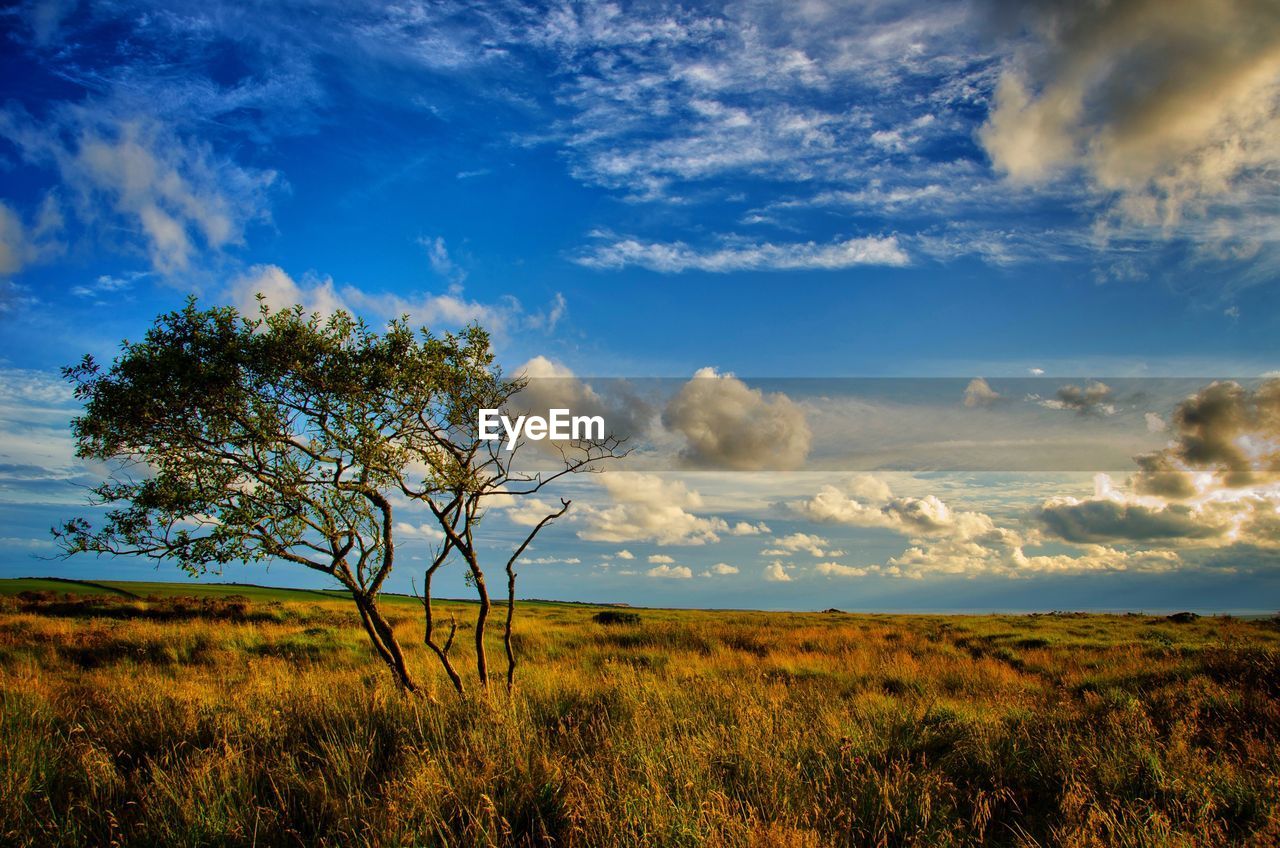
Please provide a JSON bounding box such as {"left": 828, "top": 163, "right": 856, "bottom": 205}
{"left": 1037, "top": 497, "right": 1226, "bottom": 544}
{"left": 1039, "top": 381, "right": 1115, "bottom": 415}
{"left": 1133, "top": 379, "right": 1280, "bottom": 495}
{"left": 980, "top": 0, "right": 1280, "bottom": 257}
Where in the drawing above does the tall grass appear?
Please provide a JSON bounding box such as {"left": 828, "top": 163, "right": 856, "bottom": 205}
{"left": 2, "top": 594, "right": 1277, "bottom": 846}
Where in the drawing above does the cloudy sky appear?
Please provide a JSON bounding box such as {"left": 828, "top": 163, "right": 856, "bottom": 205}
{"left": 2, "top": 0, "right": 1278, "bottom": 611}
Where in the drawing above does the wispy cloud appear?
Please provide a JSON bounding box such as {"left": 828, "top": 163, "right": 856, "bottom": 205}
{"left": 0, "top": 110, "right": 277, "bottom": 275}
{"left": 573, "top": 234, "right": 909, "bottom": 272}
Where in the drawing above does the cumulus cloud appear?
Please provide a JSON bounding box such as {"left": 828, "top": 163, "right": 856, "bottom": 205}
{"left": 1145, "top": 412, "right": 1167, "bottom": 433}
{"left": 662, "top": 368, "right": 811, "bottom": 470}
{"left": 573, "top": 235, "right": 910, "bottom": 273}
{"left": 1039, "top": 473, "right": 1280, "bottom": 549}
{"left": 979, "top": 0, "right": 1280, "bottom": 250}
{"left": 647, "top": 554, "right": 674, "bottom": 564}
{"left": 881, "top": 539, "right": 1181, "bottom": 580}
{"left": 499, "top": 497, "right": 567, "bottom": 528}
{"left": 704, "top": 562, "right": 739, "bottom": 576}
{"left": 963, "top": 377, "right": 1002, "bottom": 408}
{"left": 1038, "top": 475, "right": 1231, "bottom": 544}
{"left": 647, "top": 563, "right": 693, "bottom": 579}
{"left": 814, "top": 561, "right": 870, "bottom": 577}
{"left": 763, "top": 561, "right": 793, "bottom": 582}
{"left": 793, "top": 477, "right": 1012, "bottom": 546}
{"left": 847, "top": 474, "right": 894, "bottom": 503}
{"left": 785, "top": 473, "right": 1169, "bottom": 579}
{"left": 577, "top": 473, "right": 733, "bottom": 545}
{"left": 227, "top": 265, "right": 346, "bottom": 319}
{"left": 1038, "top": 380, "right": 1280, "bottom": 549}
{"left": 761, "top": 532, "right": 840, "bottom": 558}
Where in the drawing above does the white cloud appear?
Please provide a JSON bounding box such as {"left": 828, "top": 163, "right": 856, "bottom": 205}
{"left": 500, "top": 498, "right": 565, "bottom": 528}
{"left": 847, "top": 474, "right": 893, "bottom": 503}
{"left": 615, "top": 549, "right": 634, "bottom": 560}
{"left": 529, "top": 0, "right": 983, "bottom": 203}
{"left": 647, "top": 554, "right": 674, "bottom": 564}
{"left": 814, "top": 562, "right": 869, "bottom": 578}
{"left": 577, "top": 472, "right": 731, "bottom": 545}
{"left": 763, "top": 561, "right": 793, "bottom": 582}
{"left": 0, "top": 367, "right": 99, "bottom": 505}
{"left": 0, "top": 197, "right": 62, "bottom": 275}
{"left": 647, "top": 563, "right": 693, "bottom": 579}
{"left": 395, "top": 521, "right": 446, "bottom": 542}
{"left": 71, "top": 271, "right": 145, "bottom": 300}
{"left": 1145, "top": 412, "right": 1167, "bottom": 433}
{"left": 574, "top": 235, "right": 909, "bottom": 273}
{"left": 223, "top": 264, "right": 567, "bottom": 338}
{"left": 524, "top": 555, "right": 582, "bottom": 565}
{"left": 0, "top": 112, "right": 276, "bottom": 274}
{"left": 227, "top": 265, "right": 345, "bottom": 319}
{"left": 419, "top": 235, "right": 466, "bottom": 285}
{"left": 704, "top": 562, "right": 739, "bottom": 576}
{"left": 763, "top": 532, "right": 835, "bottom": 558}
{"left": 795, "top": 481, "right": 1017, "bottom": 551}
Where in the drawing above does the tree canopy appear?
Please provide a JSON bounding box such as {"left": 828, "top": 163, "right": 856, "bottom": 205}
{"left": 57, "top": 299, "right": 622, "bottom": 694}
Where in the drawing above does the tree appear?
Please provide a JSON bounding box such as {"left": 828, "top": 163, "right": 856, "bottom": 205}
{"left": 55, "top": 299, "right": 623, "bottom": 694}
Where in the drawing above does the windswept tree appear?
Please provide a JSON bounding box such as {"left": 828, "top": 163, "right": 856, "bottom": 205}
{"left": 56, "top": 299, "right": 622, "bottom": 694}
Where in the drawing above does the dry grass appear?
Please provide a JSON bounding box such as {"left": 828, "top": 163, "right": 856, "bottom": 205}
{"left": 2, "top": 592, "right": 1278, "bottom": 846}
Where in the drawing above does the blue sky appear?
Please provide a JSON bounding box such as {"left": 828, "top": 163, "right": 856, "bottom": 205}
{"left": 1, "top": 0, "right": 1278, "bottom": 611}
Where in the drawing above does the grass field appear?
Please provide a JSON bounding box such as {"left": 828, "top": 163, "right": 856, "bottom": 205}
{"left": 1, "top": 581, "right": 1277, "bottom": 846}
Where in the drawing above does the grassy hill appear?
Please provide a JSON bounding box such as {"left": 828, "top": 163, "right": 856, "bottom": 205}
{"left": 2, "top": 584, "right": 1278, "bottom": 846}
{"left": 0, "top": 576, "right": 344, "bottom": 602}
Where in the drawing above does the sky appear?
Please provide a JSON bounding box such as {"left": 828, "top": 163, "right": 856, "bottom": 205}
{"left": 1, "top": 0, "right": 1279, "bottom": 611}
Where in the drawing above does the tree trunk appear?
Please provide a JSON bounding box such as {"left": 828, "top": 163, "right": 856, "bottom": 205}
{"left": 422, "top": 572, "right": 464, "bottom": 695}
{"left": 471, "top": 566, "right": 491, "bottom": 688}
{"left": 505, "top": 565, "right": 517, "bottom": 692}
{"left": 355, "top": 593, "right": 417, "bottom": 693}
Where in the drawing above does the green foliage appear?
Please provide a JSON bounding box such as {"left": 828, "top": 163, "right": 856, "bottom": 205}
{"left": 55, "top": 298, "right": 508, "bottom": 585}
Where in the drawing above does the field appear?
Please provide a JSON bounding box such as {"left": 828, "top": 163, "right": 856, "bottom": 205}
{"left": 1, "top": 580, "right": 1278, "bottom": 847}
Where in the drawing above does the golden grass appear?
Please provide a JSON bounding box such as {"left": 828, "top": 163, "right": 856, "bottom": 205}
{"left": 2, "top": 593, "right": 1277, "bottom": 846}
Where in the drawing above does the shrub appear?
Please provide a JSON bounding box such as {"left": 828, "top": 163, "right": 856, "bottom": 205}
{"left": 592, "top": 610, "right": 641, "bottom": 626}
